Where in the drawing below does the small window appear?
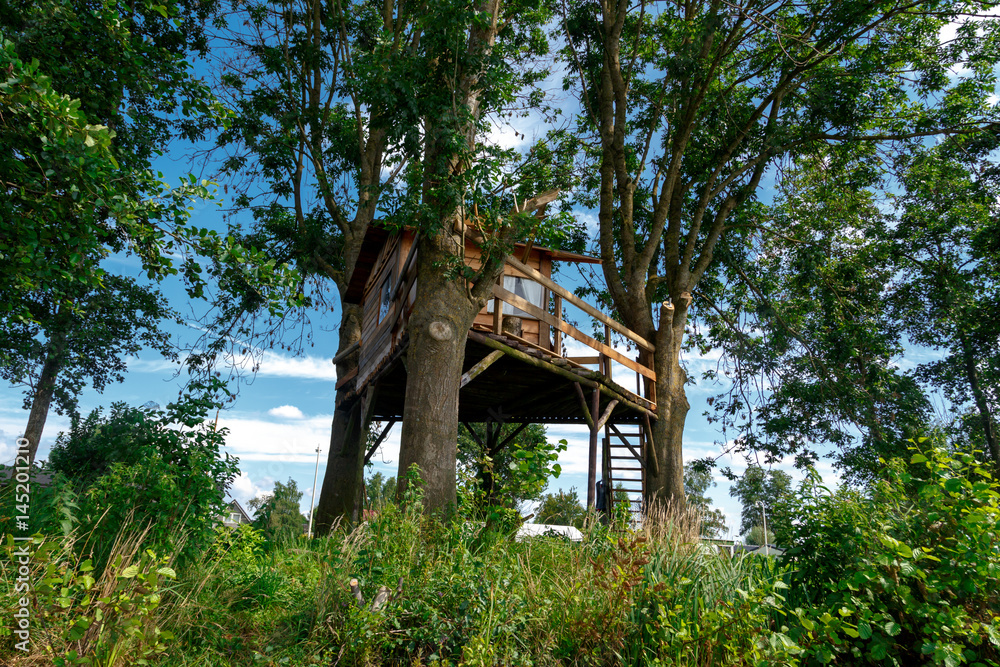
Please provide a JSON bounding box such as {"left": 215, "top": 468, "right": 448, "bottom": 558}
{"left": 378, "top": 276, "right": 392, "bottom": 323}
{"left": 487, "top": 276, "right": 544, "bottom": 317}
{"left": 230, "top": 512, "right": 242, "bottom": 524}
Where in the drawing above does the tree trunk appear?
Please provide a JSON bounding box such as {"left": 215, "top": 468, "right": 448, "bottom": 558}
{"left": 643, "top": 302, "right": 688, "bottom": 509}
{"left": 959, "top": 332, "right": 999, "bottom": 466}
{"left": 314, "top": 303, "right": 367, "bottom": 532}
{"left": 23, "top": 328, "right": 68, "bottom": 463}
{"left": 396, "top": 233, "right": 484, "bottom": 514}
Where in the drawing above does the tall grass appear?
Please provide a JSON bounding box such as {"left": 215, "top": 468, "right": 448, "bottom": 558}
{"left": 3, "top": 497, "right": 786, "bottom": 666}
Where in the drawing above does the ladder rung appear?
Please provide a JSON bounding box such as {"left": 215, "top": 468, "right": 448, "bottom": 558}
{"left": 608, "top": 479, "right": 643, "bottom": 485}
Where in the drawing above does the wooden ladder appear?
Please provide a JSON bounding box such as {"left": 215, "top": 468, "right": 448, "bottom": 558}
{"left": 602, "top": 423, "right": 645, "bottom": 523}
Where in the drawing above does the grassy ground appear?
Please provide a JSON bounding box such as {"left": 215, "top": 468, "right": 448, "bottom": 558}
{"left": 2, "top": 501, "right": 788, "bottom": 667}
{"left": 7, "top": 446, "right": 999, "bottom": 666}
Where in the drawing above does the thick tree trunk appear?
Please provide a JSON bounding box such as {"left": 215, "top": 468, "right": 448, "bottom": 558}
{"left": 643, "top": 303, "right": 689, "bottom": 510}
{"left": 959, "top": 333, "right": 999, "bottom": 466}
{"left": 396, "top": 234, "right": 484, "bottom": 514}
{"left": 23, "top": 328, "right": 67, "bottom": 463}
{"left": 314, "top": 303, "right": 366, "bottom": 532}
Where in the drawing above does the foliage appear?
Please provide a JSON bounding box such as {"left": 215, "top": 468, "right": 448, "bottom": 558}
{"left": 9, "top": 445, "right": 998, "bottom": 666}
{"left": 248, "top": 479, "right": 307, "bottom": 544}
{"left": 684, "top": 463, "right": 728, "bottom": 538}
{"left": 0, "top": 39, "right": 137, "bottom": 319}
{"left": 890, "top": 140, "right": 1000, "bottom": 464}
{"left": 559, "top": 0, "right": 1000, "bottom": 504}
{"left": 0, "top": 0, "right": 303, "bottom": 397}
{"left": 534, "top": 487, "right": 587, "bottom": 529}
{"left": 700, "top": 145, "right": 932, "bottom": 483}
{"left": 1, "top": 534, "right": 177, "bottom": 667}
{"left": 779, "top": 444, "right": 1000, "bottom": 666}
{"left": 729, "top": 465, "right": 793, "bottom": 537}
{"left": 45, "top": 387, "right": 239, "bottom": 564}
{"left": 363, "top": 471, "right": 397, "bottom": 509}
{"left": 743, "top": 525, "right": 776, "bottom": 547}
{"left": 207, "top": 524, "right": 266, "bottom": 570}
{"left": 458, "top": 423, "right": 565, "bottom": 515}
{"left": 0, "top": 275, "right": 177, "bottom": 418}
{"left": 0, "top": 0, "right": 295, "bottom": 318}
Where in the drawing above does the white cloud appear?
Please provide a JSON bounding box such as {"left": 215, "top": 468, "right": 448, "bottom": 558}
{"left": 0, "top": 403, "right": 70, "bottom": 464}
{"left": 268, "top": 405, "right": 305, "bottom": 419}
{"left": 255, "top": 351, "right": 337, "bottom": 380}
{"left": 229, "top": 471, "right": 268, "bottom": 508}
{"left": 131, "top": 349, "right": 337, "bottom": 381}
{"left": 217, "top": 413, "right": 332, "bottom": 463}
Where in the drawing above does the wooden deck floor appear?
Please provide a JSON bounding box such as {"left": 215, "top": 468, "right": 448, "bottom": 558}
{"left": 354, "top": 329, "right": 656, "bottom": 426}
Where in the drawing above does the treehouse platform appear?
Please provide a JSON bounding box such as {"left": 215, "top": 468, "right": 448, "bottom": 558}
{"left": 339, "top": 224, "right": 658, "bottom": 515}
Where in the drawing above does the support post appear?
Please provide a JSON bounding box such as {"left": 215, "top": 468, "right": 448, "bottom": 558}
{"left": 552, "top": 294, "right": 562, "bottom": 355}
{"left": 364, "top": 419, "right": 397, "bottom": 464}
{"left": 602, "top": 427, "right": 611, "bottom": 519}
{"left": 587, "top": 386, "right": 599, "bottom": 510}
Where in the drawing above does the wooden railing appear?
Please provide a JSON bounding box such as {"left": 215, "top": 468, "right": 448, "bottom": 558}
{"left": 485, "top": 255, "right": 657, "bottom": 408}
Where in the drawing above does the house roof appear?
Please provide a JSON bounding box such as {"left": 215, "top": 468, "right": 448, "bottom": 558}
{"left": 0, "top": 465, "right": 53, "bottom": 488}
{"left": 225, "top": 498, "right": 252, "bottom": 523}
{"left": 343, "top": 224, "right": 601, "bottom": 305}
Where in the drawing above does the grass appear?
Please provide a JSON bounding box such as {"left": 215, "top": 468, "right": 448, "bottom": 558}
{"left": 1, "top": 499, "right": 788, "bottom": 667}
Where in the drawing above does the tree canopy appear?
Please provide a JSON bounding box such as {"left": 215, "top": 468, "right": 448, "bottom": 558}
{"left": 557, "top": 0, "right": 1000, "bottom": 502}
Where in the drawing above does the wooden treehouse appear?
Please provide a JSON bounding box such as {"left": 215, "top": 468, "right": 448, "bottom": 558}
{"left": 339, "top": 223, "right": 659, "bottom": 516}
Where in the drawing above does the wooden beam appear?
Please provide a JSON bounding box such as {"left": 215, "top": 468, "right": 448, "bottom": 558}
{"left": 574, "top": 382, "right": 594, "bottom": 429}
{"left": 503, "top": 331, "right": 559, "bottom": 357}
{"left": 364, "top": 420, "right": 396, "bottom": 464}
{"left": 609, "top": 423, "right": 645, "bottom": 470}
{"left": 504, "top": 254, "right": 654, "bottom": 352}
{"left": 567, "top": 356, "right": 601, "bottom": 365}
{"left": 460, "top": 350, "right": 504, "bottom": 388}
{"left": 493, "top": 284, "right": 657, "bottom": 382}
{"left": 331, "top": 340, "right": 360, "bottom": 366}
{"left": 393, "top": 236, "right": 419, "bottom": 300}
{"left": 461, "top": 421, "right": 485, "bottom": 450}
{"left": 552, "top": 294, "right": 562, "bottom": 354}
{"left": 643, "top": 413, "right": 659, "bottom": 478}
{"left": 513, "top": 188, "right": 560, "bottom": 215}
{"left": 596, "top": 400, "right": 619, "bottom": 431}
{"left": 467, "top": 330, "right": 657, "bottom": 420}
{"left": 588, "top": 386, "right": 599, "bottom": 510}
{"left": 491, "top": 422, "right": 530, "bottom": 456}
{"left": 335, "top": 366, "right": 358, "bottom": 390}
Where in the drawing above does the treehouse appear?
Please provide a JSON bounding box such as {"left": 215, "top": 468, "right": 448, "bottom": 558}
{"left": 339, "top": 223, "right": 660, "bottom": 515}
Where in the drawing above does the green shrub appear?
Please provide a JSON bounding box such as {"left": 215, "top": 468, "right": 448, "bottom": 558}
{"left": 45, "top": 384, "right": 239, "bottom": 565}
{"left": 1, "top": 534, "right": 176, "bottom": 666}
{"left": 781, "top": 444, "right": 1000, "bottom": 666}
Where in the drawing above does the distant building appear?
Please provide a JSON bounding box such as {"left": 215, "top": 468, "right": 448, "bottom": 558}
{"left": 0, "top": 464, "right": 53, "bottom": 489}
{"left": 217, "top": 499, "right": 252, "bottom": 528}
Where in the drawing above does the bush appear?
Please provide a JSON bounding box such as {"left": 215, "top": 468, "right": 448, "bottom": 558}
{"left": 45, "top": 384, "right": 239, "bottom": 565}
{"left": 780, "top": 443, "right": 1000, "bottom": 666}
{"left": 1, "top": 534, "right": 176, "bottom": 666}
